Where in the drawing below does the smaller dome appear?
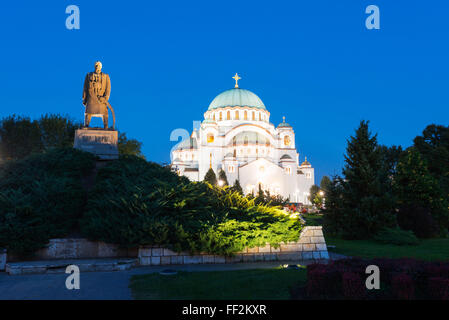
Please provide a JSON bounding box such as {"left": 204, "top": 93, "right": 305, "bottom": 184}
{"left": 228, "top": 131, "right": 271, "bottom": 146}
{"left": 278, "top": 116, "right": 292, "bottom": 128}
{"left": 301, "top": 156, "right": 311, "bottom": 166}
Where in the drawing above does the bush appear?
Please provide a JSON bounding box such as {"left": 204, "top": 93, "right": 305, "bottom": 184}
{"left": 0, "top": 148, "right": 96, "bottom": 255}
{"left": 391, "top": 273, "right": 415, "bottom": 300}
{"left": 291, "top": 258, "right": 449, "bottom": 300}
{"left": 342, "top": 272, "right": 366, "bottom": 300}
{"left": 397, "top": 204, "right": 438, "bottom": 238}
{"left": 428, "top": 278, "right": 449, "bottom": 300}
{"left": 82, "top": 157, "right": 302, "bottom": 255}
{"left": 373, "top": 227, "right": 419, "bottom": 246}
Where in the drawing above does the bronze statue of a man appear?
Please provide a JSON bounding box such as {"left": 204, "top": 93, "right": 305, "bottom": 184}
{"left": 82, "top": 61, "right": 111, "bottom": 129}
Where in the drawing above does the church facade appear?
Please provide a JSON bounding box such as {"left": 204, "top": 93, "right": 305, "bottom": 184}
{"left": 171, "top": 75, "right": 315, "bottom": 204}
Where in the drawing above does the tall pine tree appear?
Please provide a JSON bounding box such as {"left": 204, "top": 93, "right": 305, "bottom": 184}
{"left": 232, "top": 179, "right": 243, "bottom": 195}
{"left": 218, "top": 169, "right": 229, "bottom": 186}
{"left": 324, "top": 120, "right": 396, "bottom": 239}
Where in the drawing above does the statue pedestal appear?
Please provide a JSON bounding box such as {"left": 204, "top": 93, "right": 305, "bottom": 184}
{"left": 74, "top": 128, "right": 119, "bottom": 160}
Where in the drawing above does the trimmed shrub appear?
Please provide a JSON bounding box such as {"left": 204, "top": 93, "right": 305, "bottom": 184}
{"left": 373, "top": 227, "right": 419, "bottom": 246}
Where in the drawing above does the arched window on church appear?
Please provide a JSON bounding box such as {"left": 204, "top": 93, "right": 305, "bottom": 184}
{"left": 213, "top": 113, "right": 215, "bottom": 121}
{"left": 233, "top": 136, "right": 236, "bottom": 146}
{"left": 244, "top": 136, "right": 248, "bottom": 146}
{"left": 219, "top": 112, "right": 222, "bottom": 121}
{"left": 284, "top": 135, "right": 291, "bottom": 146}
{"left": 259, "top": 113, "right": 262, "bottom": 121}
{"left": 235, "top": 111, "right": 239, "bottom": 120}
{"left": 227, "top": 111, "right": 230, "bottom": 120}
{"left": 244, "top": 111, "right": 248, "bottom": 120}
{"left": 233, "top": 149, "right": 236, "bottom": 157}
{"left": 207, "top": 133, "right": 214, "bottom": 143}
{"left": 252, "top": 112, "right": 255, "bottom": 121}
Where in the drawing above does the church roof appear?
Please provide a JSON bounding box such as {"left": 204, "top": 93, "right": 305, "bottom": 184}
{"left": 208, "top": 88, "right": 266, "bottom": 111}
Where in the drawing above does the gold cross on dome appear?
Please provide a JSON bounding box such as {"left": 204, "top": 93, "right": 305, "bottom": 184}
{"left": 232, "top": 73, "right": 241, "bottom": 88}
{"left": 283, "top": 116, "right": 286, "bottom": 123}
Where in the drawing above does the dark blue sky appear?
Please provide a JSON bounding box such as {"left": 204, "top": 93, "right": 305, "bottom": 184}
{"left": 1, "top": 1, "right": 448, "bottom": 184}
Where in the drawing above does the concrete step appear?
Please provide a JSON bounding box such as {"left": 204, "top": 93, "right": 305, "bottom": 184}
{"left": 5, "top": 258, "right": 138, "bottom": 275}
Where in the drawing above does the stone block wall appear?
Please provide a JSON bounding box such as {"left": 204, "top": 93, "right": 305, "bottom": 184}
{"left": 139, "top": 226, "right": 328, "bottom": 266}
{"left": 6, "top": 239, "right": 138, "bottom": 262}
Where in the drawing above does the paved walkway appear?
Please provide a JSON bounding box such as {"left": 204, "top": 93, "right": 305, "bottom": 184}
{"left": 0, "top": 254, "right": 346, "bottom": 300}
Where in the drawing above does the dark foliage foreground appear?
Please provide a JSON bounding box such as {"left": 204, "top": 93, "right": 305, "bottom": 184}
{"left": 0, "top": 148, "right": 96, "bottom": 255}
{"left": 82, "top": 156, "right": 302, "bottom": 256}
{"left": 290, "top": 258, "right": 449, "bottom": 300}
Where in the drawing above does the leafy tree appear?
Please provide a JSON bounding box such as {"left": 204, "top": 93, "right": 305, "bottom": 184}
{"left": 379, "top": 145, "right": 404, "bottom": 177}
{"left": 0, "top": 115, "right": 43, "bottom": 160}
{"left": 394, "top": 148, "right": 448, "bottom": 234}
{"left": 320, "top": 176, "right": 331, "bottom": 194}
{"left": 413, "top": 124, "right": 449, "bottom": 198}
{"left": 324, "top": 121, "right": 396, "bottom": 239}
{"left": 38, "top": 114, "right": 81, "bottom": 149}
{"left": 218, "top": 169, "right": 228, "bottom": 186}
{"left": 204, "top": 168, "right": 217, "bottom": 185}
{"left": 118, "top": 132, "right": 145, "bottom": 158}
{"left": 232, "top": 179, "right": 243, "bottom": 195}
{"left": 308, "top": 185, "right": 320, "bottom": 203}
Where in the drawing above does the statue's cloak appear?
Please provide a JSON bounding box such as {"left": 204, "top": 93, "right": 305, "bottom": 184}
{"left": 83, "top": 72, "right": 111, "bottom": 115}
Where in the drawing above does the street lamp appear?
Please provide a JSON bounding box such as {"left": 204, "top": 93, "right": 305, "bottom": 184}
{"left": 218, "top": 180, "right": 224, "bottom": 187}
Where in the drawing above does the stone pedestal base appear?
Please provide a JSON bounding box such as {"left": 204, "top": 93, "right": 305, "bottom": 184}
{"left": 74, "top": 128, "right": 119, "bottom": 160}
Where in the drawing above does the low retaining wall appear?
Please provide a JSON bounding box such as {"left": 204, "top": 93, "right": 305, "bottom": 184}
{"left": 6, "top": 239, "right": 138, "bottom": 262}
{"left": 139, "top": 226, "right": 328, "bottom": 266}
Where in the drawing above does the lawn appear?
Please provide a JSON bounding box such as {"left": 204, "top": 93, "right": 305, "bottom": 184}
{"left": 327, "top": 237, "right": 449, "bottom": 261}
{"left": 130, "top": 267, "right": 307, "bottom": 300}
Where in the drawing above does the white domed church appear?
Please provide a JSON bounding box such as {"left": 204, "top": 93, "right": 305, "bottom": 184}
{"left": 171, "top": 74, "right": 315, "bottom": 204}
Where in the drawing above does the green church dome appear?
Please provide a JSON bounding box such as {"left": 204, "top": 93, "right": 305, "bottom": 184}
{"left": 208, "top": 88, "right": 266, "bottom": 111}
